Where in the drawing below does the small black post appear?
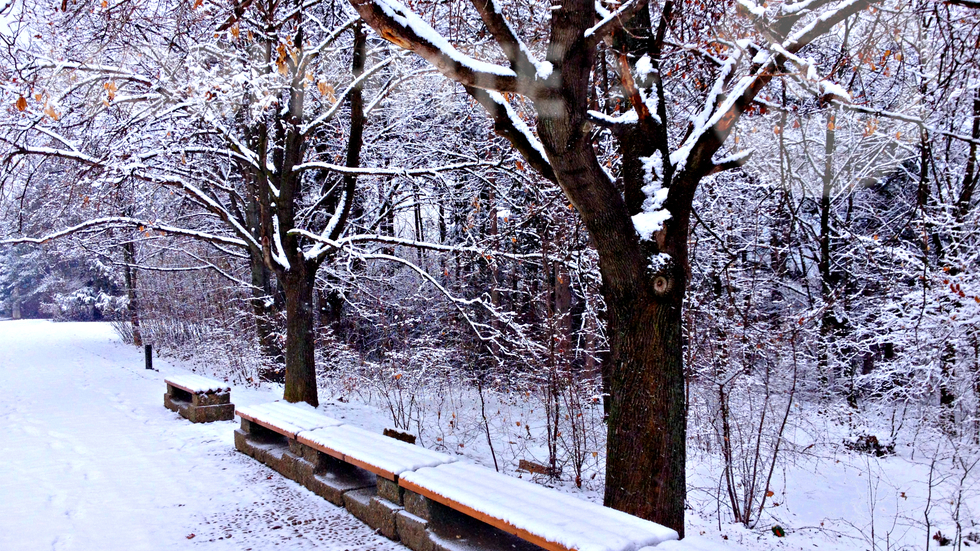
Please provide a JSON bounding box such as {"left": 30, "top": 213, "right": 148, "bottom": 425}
{"left": 144, "top": 344, "right": 153, "bottom": 370}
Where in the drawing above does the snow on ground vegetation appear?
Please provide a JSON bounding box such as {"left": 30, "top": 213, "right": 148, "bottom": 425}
{"left": 2, "top": 320, "right": 978, "bottom": 551}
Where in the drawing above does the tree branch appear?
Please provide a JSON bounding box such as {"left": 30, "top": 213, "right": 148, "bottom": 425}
{"left": 348, "top": 0, "right": 522, "bottom": 93}
{"left": 0, "top": 217, "right": 247, "bottom": 249}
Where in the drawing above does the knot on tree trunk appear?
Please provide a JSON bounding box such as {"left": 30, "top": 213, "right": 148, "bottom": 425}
{"left": 644, "top": 251, "right": 677, "bottom": 298}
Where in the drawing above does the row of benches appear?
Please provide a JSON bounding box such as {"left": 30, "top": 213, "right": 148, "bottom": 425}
{"left": 164, "top": 374, "right": 679, "bottom": 551}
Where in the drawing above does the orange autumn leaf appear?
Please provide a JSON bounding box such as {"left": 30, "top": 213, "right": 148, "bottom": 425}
{"left": 15, "top": 96, "right": 27, "bottom": 111}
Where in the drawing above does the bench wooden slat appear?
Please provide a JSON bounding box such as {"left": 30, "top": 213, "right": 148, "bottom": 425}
{"left": 398, "top": 462, "right": 677, "bottom": 551}
{"left": 400, "top": 476, "right": 569, "bottom": 551}
{"left": 235, "top": 402, "right": 342, "bottom": 439}
{"left": 297, "top": 425, "right": 454, "bottom": 481}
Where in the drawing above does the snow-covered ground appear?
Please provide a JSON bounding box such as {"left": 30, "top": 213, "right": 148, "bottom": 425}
{"left": 2, "top": 320, "right": 976, "bottom": 551}
{"left": 0, "top": 320, "right": 402, "bottom": 551}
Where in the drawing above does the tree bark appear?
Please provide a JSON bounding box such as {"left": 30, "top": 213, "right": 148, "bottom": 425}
{"left": 282, "top": 265, "right": 319, "bottom": 406}
{"left": 528, "top": 0, "right": 686, "bottom": 533}
{"left": 122, "top": 240, "right": 143, "bottom": 347}
{"left": 249, "top": 249, "right": 284, "bottom": 379}
{"left": 604, "top": 287, "right": 687, "bottom": 534}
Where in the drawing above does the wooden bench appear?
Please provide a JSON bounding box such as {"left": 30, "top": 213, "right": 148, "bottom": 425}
{"left": 399, "top": 461, "right": 678, "bottom": 551}
{"left": 236, "top": 401, "right": 343, "bottom": 438}
{"left": 234, "top": 401, "right": 387, "bottom": 511}
{"left": 164, "top": 374, "right": 234, "bottom": 423}
{"left": 233, "top": 401, "right": 678, "bottom": 551}
{"left": 298, "top": 424, "right": 454, "bottom": 482}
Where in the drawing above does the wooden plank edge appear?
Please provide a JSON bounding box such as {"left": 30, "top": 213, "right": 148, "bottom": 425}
{"left": 296, "top": 432, "right": 345, "bottom": 461}
{"left": 398, "top": 479, "right": 572, "bottom": 551}
{"left": 346, "top": 455, "right": 397, "bottom": 481}
{"left": 235, "top": 410, "right": 299, "bottom": 439}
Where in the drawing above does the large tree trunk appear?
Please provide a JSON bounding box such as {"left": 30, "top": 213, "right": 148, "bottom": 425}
{"left": 282, "top": 266, "right": 319, "bottom": 406}
{"left": 534, "top": 46, "right": 686, "bottom": 537}
{"left": 530, "top": 0, "right": 687, "bottom": 531}
{"left": 604, "top": 288, "right": 687, "bottom": 534}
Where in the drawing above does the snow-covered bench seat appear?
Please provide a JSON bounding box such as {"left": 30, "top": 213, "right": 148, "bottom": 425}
{"left": 298, "top": 424, "right": 455, "bottom": 481}
{"left": 236, "top": 401, "right": 343, "bottom": 438}
{"left": 398, "top": 461, "right": 678, "bottom": 551}
{"left": 233, "top": 401, "right": 380, "bottom": 510}
{"left": 164, "top": 374, "right": 234, "bottom": 423}
{"left": 295, "top": 424, "right": 458, "bottom": 539}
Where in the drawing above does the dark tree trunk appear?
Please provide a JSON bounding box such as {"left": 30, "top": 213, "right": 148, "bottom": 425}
{"left": 282, "top": 265, "right": 319, "bottom": 406}
{"left": 818, "top": 108, "right": 837, "bottom": 387}
{"left": 250, "top": 251, "right": 284, "bottom": 379}
{"left": 604, "top": 288, "right": 687, "bottom": 534}
{"left": 528, "top": 0, "right": 686, "bottom": 534}
{"left": 122, "top": 240, "right": 142, "bottom": 347}
{"left": 940, "top": 342, "right": 956, "bottom": 432}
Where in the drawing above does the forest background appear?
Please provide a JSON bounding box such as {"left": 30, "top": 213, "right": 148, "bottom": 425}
{"left": 1, "top": 0, "right": 979, "bottom": 548}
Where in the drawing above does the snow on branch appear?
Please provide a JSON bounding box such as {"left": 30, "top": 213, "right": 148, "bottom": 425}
{"left": 301, "top": 57, "right": 395, "bottom": 135}
{"left": 291, "top": 230, "right": 550, "bottom": 264}
{"left": 670, "top": 0, "right": 874, "bottom": 178}
{"left": 292, "top": 160, "right": 486, "bottom": 175}
{"left": 468, "top": 0, "right": 551, "bottom": 80}
{"left": 6, "top": 143, "right": 264, "bottom": 255}
{"left": 349, "top": 0, "right": 522, "bottom": 93}
{"left": 0, "top": 217, "right": 247, "bottom": 249}
{"left": 837, "top": 102, "right": 980, "bottom": 147}
{"left": 586, "top": 0, "right": 650, "bottom": 43}
{"left": 708, "top": 149, "right": 754, "bottom": 174}
{"left": 466, "top": 87, "right": 556, "bottom": 182}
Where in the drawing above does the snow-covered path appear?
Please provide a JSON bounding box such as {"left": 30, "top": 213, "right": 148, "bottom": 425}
{"left": 0, "top": 320, "right": 403, "bottom": 551}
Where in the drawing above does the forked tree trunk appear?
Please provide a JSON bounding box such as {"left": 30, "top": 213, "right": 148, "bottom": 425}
{"left": 534, "top": 35, "right": 687, "bottom": 529}
{"left": 282, "top": 267, "right": 319, "bottom": 406}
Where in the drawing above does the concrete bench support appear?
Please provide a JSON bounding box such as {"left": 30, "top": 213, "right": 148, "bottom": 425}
{"left": 164, "top": 374, "right": 234, "bottom": 423}
{"left": 233, "top": 404, "right": 378, "bottom": 509}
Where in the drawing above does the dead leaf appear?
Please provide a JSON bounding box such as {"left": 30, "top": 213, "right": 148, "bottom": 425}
{"left": 15, "top": 96, "right": 27, "bottom": 111}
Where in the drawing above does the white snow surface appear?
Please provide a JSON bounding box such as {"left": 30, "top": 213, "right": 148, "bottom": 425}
{"left": 0, "top": 320, "right": 402, "bottom": 551}
{"left": 10, "top": 320, "right": 955, "bottom": 551}
{"left": 298, "top": 424, "right": 455, "bottom": 477}
{"left": 400, "top": 461, "right": 678, "bottom": 551}
{"left": 236, "top": 400, "right": 343, "bottom": 438}
{"left": 165, "top": 373, "right": 230, "bottom": 394}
